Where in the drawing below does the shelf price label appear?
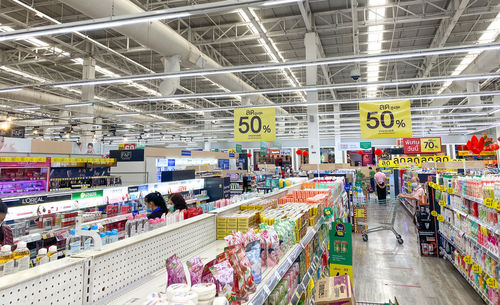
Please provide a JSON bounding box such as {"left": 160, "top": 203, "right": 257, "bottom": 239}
{"left": 439, "top": 185, "right": 446, "bottom": 191}
{"left": 495, "top": 200, "right": 500, "bottom": 211}
{"left": 484, "top": 197, "right": 494, "bottom": 208}
{"left": 234, "top": 108, "right": 276, "bottom": 142}
{"left": 486, "top": 278, "right": 498, "bottom": 288}
{"left": 464, "top": 256, "right": 473, "bottom": 264}
{"left": 438, "top": 200, "right": 445, "bottom": 207}
{"left": 446, "top": 188, "right": 454, "bottom": 195}
{"left": 437, "top": 215, "right": 444, "bottom": 222}
{"left": 472, "top": 264, "right": 482, "bottom": 274}
{"left": 431, "top": 211, "right": 438, "bottom": 217}
{"left": 359, "top": 100, "right": 412, "bottom": 139}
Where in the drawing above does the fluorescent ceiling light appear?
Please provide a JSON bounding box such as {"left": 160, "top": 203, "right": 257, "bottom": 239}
{"left": 64, "top": 102, "right": 94, "bottom": 108}
{"left": 366, "top": 0, "right": 387, "bottom": 98}
{"left": 117, "top": 73, "right": 500, "bottom": 103}
{"left": 72, "top": 116, "right": 94, "bottom": 120}
{"left": 115, "top": 113, "right": 141, "bottom": 117}
{"left": 15, "top": 42, "right": 494, "bottom": 90}
{"left": 15, "top": 106, "right": 40, "bottom": 111}
{"left": 0, "top": 88, "right": 22, "bottom": 93}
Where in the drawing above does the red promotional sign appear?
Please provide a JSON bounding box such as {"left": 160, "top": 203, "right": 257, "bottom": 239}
{"left": 403, "top": 137, "right": 442, "bottom": 154}
{"left": 119, "top": 143, "right": 136, "bottom": 150}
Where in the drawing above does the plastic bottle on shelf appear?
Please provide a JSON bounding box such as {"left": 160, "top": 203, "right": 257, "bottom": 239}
{"left": 141, "top": 213, "right": 148, "bottom": 231}
{"left": 0, "top": 245, "right": 15, "bottom": 276}
{"left": 111, "top": 229, "right": 119, "bottom": 243}
{"left": 13, "top": 241, "right": 30, "bottom": 272}
{"left": 105, "top": 231, "right": 112, "bottom": 244}
{"left": 134, "top": 215, "right": 143, "bottom": 234}
{"left": 66, "top": 229, "right": 81, "bottom": 257}
{"left": 48, "top": 245, "right": 58, "bottom": 262}
{"left": 125, "top": 215, "right": 135, "bottom": 237}
{"left": 35, "top": 248, "right": 49, "bottom": 266}
{"left": 146, "top": 219, "right": 154, "bottom": 231}
{"left": 100, "top": 232, "right": 107, "bottom": 246}
{"left": 81, "top": 227, "right": 92, "bottom": 251}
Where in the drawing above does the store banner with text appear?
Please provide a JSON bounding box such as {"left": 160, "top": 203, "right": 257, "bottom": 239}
{"left": 379, "top": 155, "right": 452, "bottom": 167}
{"left": 360, "top": 100, "right": 412, "bottom": 138}
{"left": 403, "top": 137, "right": 441, "bottom": 154}
{"left": 234, "top": 108, "right": 276, "bottom": 142}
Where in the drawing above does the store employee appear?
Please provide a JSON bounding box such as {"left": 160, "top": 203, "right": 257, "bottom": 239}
{"left": 144, "top": 192, "right": 168, "bottom": 219}
{"left": 399, "top": 176, "right": 425, "bottom": 203}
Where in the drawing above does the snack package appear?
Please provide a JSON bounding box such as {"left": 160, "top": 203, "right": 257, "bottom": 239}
{"left": 233, "top": 245, "right": 256, "bottom": 293}
{"left": 166, "top": 254, "right": 187, "bottom": 286}
{"left": 259, "top": 231, "right": 268, "bottom": 267}
{"left": 246, "top": 240, "right": 262, "bottom": 284}
{"left": 202, "top": 258, "right": 219, "bottom": 289}
{"left": 186, "top": 255, "right": 204, "bottom": 285}
{"left": 224, "top": 246, "right": 248, "bottom": 300}
{"left": 210, "top": 260, "right": 235, "bottom": 303}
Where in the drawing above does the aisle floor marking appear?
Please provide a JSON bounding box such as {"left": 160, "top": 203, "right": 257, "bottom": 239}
{"left": 384, "top": 282, "right": 421, "bottom": 288}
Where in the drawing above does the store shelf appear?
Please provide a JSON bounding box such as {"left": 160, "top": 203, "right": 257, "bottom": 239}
{"left": 81, "top": 213, "right": 133, "bottom": 227}
{"left": 440, "top": 250, "right": 493, "bottom": 305}
{"left": 399, "top": 197, "right": 415, "bottom": 216}
{"left": 442, "top": 205, "right": 499, "bottom": 235}
{"left": 456, "top": 193, "right": 484, "bottom": 205}
{"left": 439, "top": 231, "right": 498, "bottom": 280}
{"left": 185, "top": 195, "right": 210, "bottom": 204}
{"left": 440, "top": 221, "right": 499, "bottom": 262}
{"left": 289, "top": 237, "right": 328, "bottom": 305}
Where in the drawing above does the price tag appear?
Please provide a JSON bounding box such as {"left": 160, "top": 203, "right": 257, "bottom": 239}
{"left": 439, "top": 185, "right": 446, "bottom": 191}
{"left": 486, "top": 278, "right": 498, "bottom": 288}
{"left": 431, "top": 211, "right": 438, "bottom": 217}
{"left": 438, "top": 200, "right": 445, "bottom": 207}
{"left": 437, "top": 215, "right": 444, "bottom": 222}
{"left": 472, "top": 264, "right": 482, "bottom": 273}
{"left": 480, "top": 226, "right": 488, "bottom": 236}
{"left": 421, "top": 137, "right": 442, "bottom": 153}
{"left": 456, "top": 212, "right": 461, "bottom": 219}
{"left": 447, "top": 188, "right": 454, "bottom": 195}
{"left": 484, "top": 197, "right": 494, "bottom": 208}
{"left": 464, "top": 256, "right": 473, "bottom": 264}
{"left": 495, "top": 200, "right": 500, "bottom": 211}
{"left": 234, "top": 108, "right": 275, "bottom": 142}
{"left": 359, "top": 100, "right": 412, "bottom": 139}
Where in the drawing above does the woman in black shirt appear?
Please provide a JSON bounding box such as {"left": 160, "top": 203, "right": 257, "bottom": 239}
{"left": 144, "top": 192, "right": 168, "bottom": 219}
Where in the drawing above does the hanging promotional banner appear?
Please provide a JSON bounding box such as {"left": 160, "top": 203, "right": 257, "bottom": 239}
{"left": 359, "top": 100, "right": 412, "bottom": 138}
{"left": 234, "top": 108, "right": 276, "bottom": 142}
{"left": 379, "top": 155, "right": 452, "bottom": 167}
{"left": 403, "top": 137, "right": 442, "bottom": 154}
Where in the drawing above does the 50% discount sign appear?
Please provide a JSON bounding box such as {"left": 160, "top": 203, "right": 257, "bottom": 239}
{"left": 234, "top": 108, "right": 276, "bottom": 142}
{"left": 360, "top": 100, "right": 412, "bottom": 139}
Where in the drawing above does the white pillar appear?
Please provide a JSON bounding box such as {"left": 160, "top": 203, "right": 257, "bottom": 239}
{"left": 494, "top": 96, "right": 500, "bottom": 167}
{"left": 80, "top": 57, "right": 96, "bottom": 145}
{"left": 446, "top": 144, "right": 451, "bottom": 157}
{"left": 305, "top": 32, "right": 320, "bottom": 164}
{"left": 450, "top": 144, "right": 456, "bottom": 159}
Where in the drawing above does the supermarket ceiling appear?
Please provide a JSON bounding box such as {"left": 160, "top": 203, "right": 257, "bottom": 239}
{"left": 0, "top": 0, "right": 499, "bottom": 144}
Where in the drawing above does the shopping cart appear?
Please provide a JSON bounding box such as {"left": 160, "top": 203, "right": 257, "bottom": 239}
{"left": 358, "top": 198, "right": 403, "bottom": 244}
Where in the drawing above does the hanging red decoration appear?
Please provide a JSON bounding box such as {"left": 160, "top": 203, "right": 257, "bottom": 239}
{"left": 467, "top": 135, "right": 486, "bottom": 155}
{"left": 302, "top": 151, "right": 309, "bottom": 157}
{"left": 374, "top": 149, "right": 383, "bottom": 156}
{"left": 357, "top": 150, "right": 363, "bottom": 155}
{"left": 247, "top": 153, "right": 252, "bottom": 158}
{"left": 296, "top": 149, "right": 303, "bottom": 155}
{"left": 493, "top": 144, "right": 500, "bottom": 151}
{"left": 498, "top": 137, "right": 500, "bottom": 141}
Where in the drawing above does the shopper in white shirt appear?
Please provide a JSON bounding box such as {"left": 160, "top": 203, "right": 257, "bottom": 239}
{"left": 374, "top": 168, "right": 387, "bottom": 203}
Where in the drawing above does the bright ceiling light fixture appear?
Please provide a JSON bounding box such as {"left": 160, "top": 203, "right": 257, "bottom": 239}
{"left": 366, "top": 0, "right": 387, "bottom": 98}
{"left": 436, "top": 12, "right": 500, "bottom": 94}
{"left": 238, "top": 9, "right": 304, "bottom": 100}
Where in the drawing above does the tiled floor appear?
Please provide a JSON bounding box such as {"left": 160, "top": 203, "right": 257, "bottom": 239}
{"left": 353, "top": 201, "right": 484, "bottom": 305}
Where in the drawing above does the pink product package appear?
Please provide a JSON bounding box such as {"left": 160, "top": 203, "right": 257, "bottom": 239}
{"left": 186, "top": 255, "right": 204, "bottom": 285}
{"left": 166, "top": 254, "right": 187, "bottom": 286}
{"left": 209, "top": 260, "right": 235, "bottom": 303}
{"left": 201, "top": 259, "right": 218, "bottom": 290}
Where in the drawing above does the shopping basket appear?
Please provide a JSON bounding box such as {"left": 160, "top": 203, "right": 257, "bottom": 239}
{"left": 357, "top": 198, "right": 403, "bottom": 244}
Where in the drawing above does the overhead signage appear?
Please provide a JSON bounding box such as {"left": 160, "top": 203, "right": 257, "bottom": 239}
{"left": 360, "top": 142, "right": 372, "bottom": 149}
{"left": 236, "top": 144, "right": 242, "bottom": 153}
{"left": 378, "top": 155, "right": 451, "bottom": 167}
{"left": 458, "top": 150, "right": 496, "bottom": 156}
{"left": 229, "top": 153, "right": 235, "bottom": 158}
{"left": 118, "top": 143, "right": 136, "bottom": 150}
{"left": 403, "top": 137, "right": 442, "bottom": 154}
{"left": 181, "top": 150, "right": 191, "bottom": 156}
{"left": 71, "top": 190, "right": 103, "bottom": 200}
{"left": 168, "top": 159, "right": 175, "bottom": 167}
{"left": 109, "top": 149, "right": 144, "bottom": 162}
{"left": 359, "top": 100, "right": 412, "bottom": 138}
{"left": 0, "top": 127, "right": 25, "bottom": 138}
{"left": 271, "top": 150, "right": 280, "bottom": 155}
{"left": 234, "top": 108, "right": 276, "bottom": 142}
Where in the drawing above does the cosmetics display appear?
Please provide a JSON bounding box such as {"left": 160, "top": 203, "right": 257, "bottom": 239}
{"left": 0, "top": 157, "right": 50, "bottom": 197}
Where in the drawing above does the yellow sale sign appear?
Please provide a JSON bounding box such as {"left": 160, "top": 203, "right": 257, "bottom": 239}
{"left": 360, "top": 100, "right": 412, "bottom": 138}
{"left": 234, "top": 108, "right": 276, "bottom": 142}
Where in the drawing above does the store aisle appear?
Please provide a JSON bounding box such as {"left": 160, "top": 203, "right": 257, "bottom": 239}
{"left": 353, "top": 203, "right": 484, "bottom": 305}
